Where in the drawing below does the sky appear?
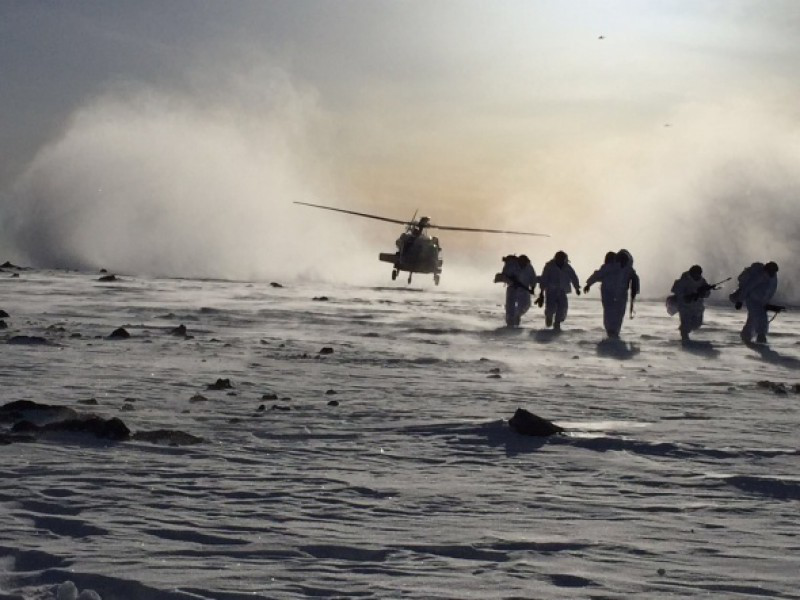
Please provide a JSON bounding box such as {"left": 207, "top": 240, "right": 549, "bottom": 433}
{"left": 1, "top": 1, "right": 799, "bottom": 296}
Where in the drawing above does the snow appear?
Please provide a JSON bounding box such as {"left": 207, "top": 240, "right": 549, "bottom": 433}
{"left": 1, "top": 269, "right": 799, "bottom": 599}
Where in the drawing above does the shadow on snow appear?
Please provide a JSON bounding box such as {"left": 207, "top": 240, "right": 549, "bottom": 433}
{"left": 746, "top": 342, "right": 800, "bottom": 369}
{"left": 530, "top": 329, "right": 562, "bottom": 343}
{"left": 595, "top": 338, "right": 640, "bottom": 360}
{"left": 680, "top": 339, "right": 721, "bottom": 358}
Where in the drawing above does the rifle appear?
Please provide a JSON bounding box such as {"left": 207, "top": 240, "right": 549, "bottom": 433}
{"left": 494, "top": 273, "right": 535, "bottom": 295}
{"left": 683, "top": 277, "right": 732, "bottom": 302}
{"left": 707, "top": 276, "right": 732, "bottom": 289}
{"left": 766, "top": 303, "right": 786, "bottom": 323}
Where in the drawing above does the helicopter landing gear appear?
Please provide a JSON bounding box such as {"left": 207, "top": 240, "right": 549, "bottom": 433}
{"left": 391, "top": 269, "right": 398, "bottom": 281}
{"left": 434, "top": 274, "right": 440, "bottom": 286}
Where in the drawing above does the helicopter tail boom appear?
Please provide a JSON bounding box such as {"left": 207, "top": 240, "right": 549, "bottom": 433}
{"left": 431, "top": 224, "right": 549, "bottom": 237}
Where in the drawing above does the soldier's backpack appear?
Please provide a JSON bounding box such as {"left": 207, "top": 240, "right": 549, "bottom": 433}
{"left": 729, "top": 262, "right": 764, "bottom": 304}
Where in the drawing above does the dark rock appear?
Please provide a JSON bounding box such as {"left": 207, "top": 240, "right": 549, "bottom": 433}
{"left": 78, "top": 398, "right": 99, "bottom": 406}
{"left": 487, "top": 374, "right": 501, "bottom": 379}
{"left": 0, "top": 400, "right": 40, "bottom": 412}
{"left": 757, "top": 380, "right": 789, "bottom": 395}
{"left": 70, "top": 332, "right": 82, "bottom": 338}
{"left": 108, "top": 327, "right": 130, "bottom": 339}
{"left": 207, "top": 378, "right": 233, "bottom": 391}
{"left": 0, "top": 432, "right": 35, "bottom": 445}
{"left": 0, "top": 400, "right": 78, "bottom": 425}
{"left": 319, "top": 347, "right": 334, "bottom": 355}
{"left": 325, "top": 389, "right": 338, "bottom": 395}
{"left": 7, "top": 335, "right": 49, "bottom": 345}
{"left": 98, "top": 274, "right": 117, "bottom": 282}
{"left": 13, "top": 416, "right": 131, "bottom": 441}
{"left": 0, "top": 320, "right": 6, "bottom": 329}
{"left": 1, "top": 261, "right": 23, "bottom": 270}
{"left": 271, "top": 404, "right": 291, "bottom": 411}
{"left": 11, "top": 273, "right": 19, "bottom": 278}
{"left": 121, "top": 403, "right": 135, "bottom": 412}
{"left": 508, "top": 408, "right": 564, "bottom": 437}
{"left": 0, "top": 309, "right": 8, "bottom": 317}
{"left": 190, "top": 393, "right": 209, "bottom": 402}
{"left": 488, "top": 367, "right": 501, "bottom": 374}
{"left": 261, "top": 393, "right": 278, "bottom": 400}
{"left": 257, "top": 404, "right": 266, "bottom": 412}
{"left": 327, "top": 400, "right": 339, "bottom": 407}
{"left": 10, "top": 420, "right": 39, "bottom": 433}
{"left": 312, "top": 296, "right": 329, "bottom": 301}
{"left": 170, "top": 324, "right": 188, "bottom": 337}
{"left": 100, "top": 268, "right": 108, "bottom": 273}
{"left": 132, "top": 430, "right": 203, "bottom": 445}
{"left": 270, "top": 282, "right": 283, "bottom": 288}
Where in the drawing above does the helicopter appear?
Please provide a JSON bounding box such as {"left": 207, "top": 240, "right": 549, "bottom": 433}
{"left": 294, "top": 201, "right": 548, "bottom": 285}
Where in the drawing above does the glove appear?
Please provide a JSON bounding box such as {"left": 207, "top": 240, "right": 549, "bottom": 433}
{"left": 735, "top": 301, "right": 743, "bottom": 310}
{"left": 583, "top": 285, "right": 590, "bottom": 294}
{"left": 535, "top": 295, "right": 544, "bottom": 308}
{"left": 575, "top": 288, "right": 581, "bottom": 296}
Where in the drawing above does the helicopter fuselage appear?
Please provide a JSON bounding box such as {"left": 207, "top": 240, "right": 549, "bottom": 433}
{"left": 379, "top": 230, "right": 443, "bottom": 284}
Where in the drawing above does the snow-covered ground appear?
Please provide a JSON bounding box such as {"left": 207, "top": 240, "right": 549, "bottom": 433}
{"left": 1, "top": 269, "right": 799, "bottom": 599}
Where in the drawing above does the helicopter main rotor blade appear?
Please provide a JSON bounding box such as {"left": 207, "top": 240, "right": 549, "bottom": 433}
{"left": 430, "top": 224, "right": 549, "bottom": 237}
{"left": 294, "top": 201, "right": 410, "bottom": 226}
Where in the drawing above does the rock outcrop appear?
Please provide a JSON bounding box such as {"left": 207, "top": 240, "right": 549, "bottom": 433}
{"left": 508, "top": 408, "right": 564, "bottom": 437}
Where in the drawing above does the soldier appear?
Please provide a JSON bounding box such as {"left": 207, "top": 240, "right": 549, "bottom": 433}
{"left": 603, "top": 249, "right": 640, "bottom": 338}
{"left": 736, "top": 261, "right": 781, "bottom": 344}
{"left": 584, "top": 251, "right": 620, "bottom": 338}
{"left": 670, "top": 265, "right": 712, "bottom": 342}
{"left": 494, "top": 255, "right": 537, "bottom": 328}
{"left": 537, "top": 251, "right": 580, "bottom": 331}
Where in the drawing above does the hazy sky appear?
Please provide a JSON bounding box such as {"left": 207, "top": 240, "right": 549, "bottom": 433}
{"left": 1, "top": 1, "right": 799, "bottom": 291}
